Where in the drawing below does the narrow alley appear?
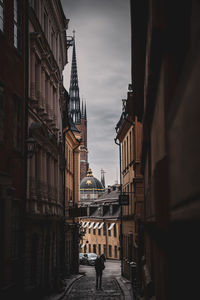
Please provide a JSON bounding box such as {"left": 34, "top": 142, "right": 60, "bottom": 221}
{"left": 46, "top": 261, "right": 134, "bottom": 300}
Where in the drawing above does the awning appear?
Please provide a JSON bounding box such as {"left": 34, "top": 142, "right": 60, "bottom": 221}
{"left": 98, "top": 222, "right": 104, "bottom": 229}
{"left": 83, "top": 221, "right": 89, "bottom": 228}
{"left": 88, "top": 221, "right": 95, "bottom": 229}
{"left": 81, "top": 243, "right": 85, "bottom": 248}
{"left": 81, "top": 222, "right": 86, "bottom": 227}
{"left": 93, "top": 222, "right": 99, "bottom": 229}
{"left": 108, "top": 223, "right": 115, "bottom": 230}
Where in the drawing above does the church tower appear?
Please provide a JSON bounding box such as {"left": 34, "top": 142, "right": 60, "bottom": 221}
{"left": 68, "top": 31, "right": 88, "bottom": 181}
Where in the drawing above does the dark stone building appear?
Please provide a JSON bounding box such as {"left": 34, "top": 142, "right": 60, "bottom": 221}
{"left": 130, "top": 1, "right": 200, "bottom": 299}
{"left": 0, "top": 0, "right": 28, "bottom": 298}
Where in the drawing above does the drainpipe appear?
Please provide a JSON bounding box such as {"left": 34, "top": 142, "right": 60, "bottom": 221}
{"left": 72, "top": 140, "right": 81, "bottom": 209}
{"left": 114, "top": 138, "right": 123, "bottom": 276}
{"left": 62, "top": 127, "right": 70, "bottom": 275}
{"left": 22, "top": 0, "right": 29, "bottom": 292}
{"left": 72, "top": 139, "right": 81, "bottom": 274}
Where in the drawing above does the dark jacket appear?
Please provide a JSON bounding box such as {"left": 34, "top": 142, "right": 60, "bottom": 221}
{"left": 95, "top": 256, "right": 105, "bottom": 273}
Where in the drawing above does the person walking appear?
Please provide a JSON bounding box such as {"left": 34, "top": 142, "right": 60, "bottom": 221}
{"left": 95, "top": 254, "right": 105, "bottom": 290}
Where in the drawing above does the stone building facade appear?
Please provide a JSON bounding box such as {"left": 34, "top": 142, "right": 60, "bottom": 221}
{"left": 115, "top": 90, "right": 144, "bottom": 283}
{"left": 130, "top": 1, "right": 200, "bottom": 299}
{"left": 25, "top": 0, "right": 68, "bottom": 294}
{"left": 0, "top": 1, "right": 28, "bottom": 298}
{"left": 63, "top": 90, "right": 81, "bottom": 275}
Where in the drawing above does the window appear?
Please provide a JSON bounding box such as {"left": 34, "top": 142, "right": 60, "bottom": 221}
{"left": 89, "top": 244, "right": 91, "bottom": 252}
{"left": 98, "top": 244, "right": 101, "bottom": 255}
{"left": 13, "top": 95, "right": 22, "bottom": 151}
{"left": 44, "top": 10, "right": 48, "bottom": 38}
{"left": 33, "top": 0, "right": 39, "bottom": 17}
{"left": 114, "top": 246, "right": 117, "bottom": 258}
{"left": 0, "top": 0, "right": 4, "bottom": 32}
{"left": 88, "top": 228, "right": 91, "bottom": 234}
{"left": 109, "top": 245, "right": 112, "bottom": 257}
{"left": 0, "top": 83, "right": 5, "bottom": 142}
{"left": 114, "top": 224, "right": 117, "bottom": 237}
{"left": 108, "top": 223, "right": 111, "bottom": 236}
{"left": 103, "top": 223, "right": 106, "bottom": 236}
{"left": 84, "top": 245, "right": 87, "bottom": 253}
{"left": 93, "top": 244, "right": 96, "bottom": 253}
{"left": 93, "top": 228, "right": 96, "bottom": 235}
{"left": 14, "top": 0, "right": 21, "bottom": 50}
{"left": 103, "top": 244, "right": 107, "bottom": 257}
{"left": 98, "top": 228, "right": 101, "bottom": 236}
{"left": 11, "top": 201, "right": 20, "bottom": 258}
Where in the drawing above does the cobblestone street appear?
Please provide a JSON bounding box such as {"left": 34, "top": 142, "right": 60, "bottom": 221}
{"left": 63, "top": 260, "right": 130, "bottom": 300}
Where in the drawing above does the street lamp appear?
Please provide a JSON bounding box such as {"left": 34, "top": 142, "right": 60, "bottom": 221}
{"left": 27, "top": 137, "right": 37, "bottom": 158}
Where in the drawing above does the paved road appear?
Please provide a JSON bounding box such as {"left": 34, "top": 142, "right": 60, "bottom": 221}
{"left": 64, "top": 260, "right": 125, "bottom": 299}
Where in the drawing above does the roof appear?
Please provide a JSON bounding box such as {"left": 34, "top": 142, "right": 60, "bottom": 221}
{"left": 80, "top": 169, "right": 104, "bottom": 191}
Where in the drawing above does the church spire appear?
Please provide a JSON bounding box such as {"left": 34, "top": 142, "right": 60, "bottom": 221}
{"left": 69, "top": 30, "right": 81, "bottom": 124}
{"left": 84, "top": 102, "right": 87, "bottom": 120}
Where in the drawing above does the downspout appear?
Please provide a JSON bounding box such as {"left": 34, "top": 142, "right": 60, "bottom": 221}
{"left": 62, "top": 128, "right": 70, "bottom": 275}
{"left": 114, "top": 137, "right": 123, "bottom": 276}
{"left": 72, "top": 139, "right": 81, "bottom": 274}
{"left": 22, "top": 0, "right": 29, "bottom": 291}
{"left": 72, "top": 140, "right": 81, "bottom": 209}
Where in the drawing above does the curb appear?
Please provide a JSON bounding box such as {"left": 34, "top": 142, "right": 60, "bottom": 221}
{"left": 115, "top": 276, "right": 135, "bottom": 300}
{"left": 58, "top": 274, "right": 84, "bottom": 300}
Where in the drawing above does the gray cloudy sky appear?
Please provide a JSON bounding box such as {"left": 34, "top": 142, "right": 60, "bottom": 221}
{"left": 61, "top": 0, "right": 131, "bottom": 186}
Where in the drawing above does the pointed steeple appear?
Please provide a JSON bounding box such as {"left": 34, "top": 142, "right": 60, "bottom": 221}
{"left": 69, "top": 30, "right": 81, "bottom": 124}
{"left": 84, "top": 102, "right": 87, "bottom": 120}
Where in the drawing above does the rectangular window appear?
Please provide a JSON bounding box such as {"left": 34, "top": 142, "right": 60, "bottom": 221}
{"left": 93, "top": 228, "right": 96, "bottom": 235}
{"left": 98, "top": 228, "right": 101, "bottom": 236}
{"left": 33, "top": 0, "right": 39, "bottom": 17}
{"left": 93, "top": 244, "right": 96, "bottom": 253}
{"left": 88, "top": 228, "right": 91, "bottom": 234}
{"left": 89, "top": 244, "right": 91, "bottom": 252}
{"left": 98, "top": 244, "right": 101, "bottom": 255}
{"left": 114, "top": 246, "right": 117, "bottom": 258}
{"left": 84, "top": 244, "right": 87, "bottom": 253}
{"left": 109, "top": 245, "right": 112, "bottom": 257}
{"left": 11, "top": 201, "right": 20, "bottom": 258}
{"left": 14, "top": 0, "right": 21, "bottom": 50}
{"left": 0, "top": 0, "right": 4, "bottom": 32}
{"left": 108, "top": 223, "right": 111, "bottom": 236}
{"left": 103, "top": 244, "right": 107, "bottom": 257}
{"left": 13, "top": 95, "right": 22, "bottom": 151}
{"left": 44, "top": 10, "right": 48, "bottom": 38}
{"left": 0, "top": 83, "right": 5, "bottom": 142}
{"left": 114, "top": 224, "right": 117, "bottom": 237}
{"left": 103, "top": 223, "right": 106, "bottom": 236}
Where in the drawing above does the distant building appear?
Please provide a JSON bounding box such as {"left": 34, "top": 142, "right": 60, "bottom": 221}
{"left": 68, "top": 32, "right": 88, "bottom": 181}
{"left": 79, "top": 184, "right": 121, "bottom": 260}
{"left": 80, "top": 169, "right": 105, "bottom": 204}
